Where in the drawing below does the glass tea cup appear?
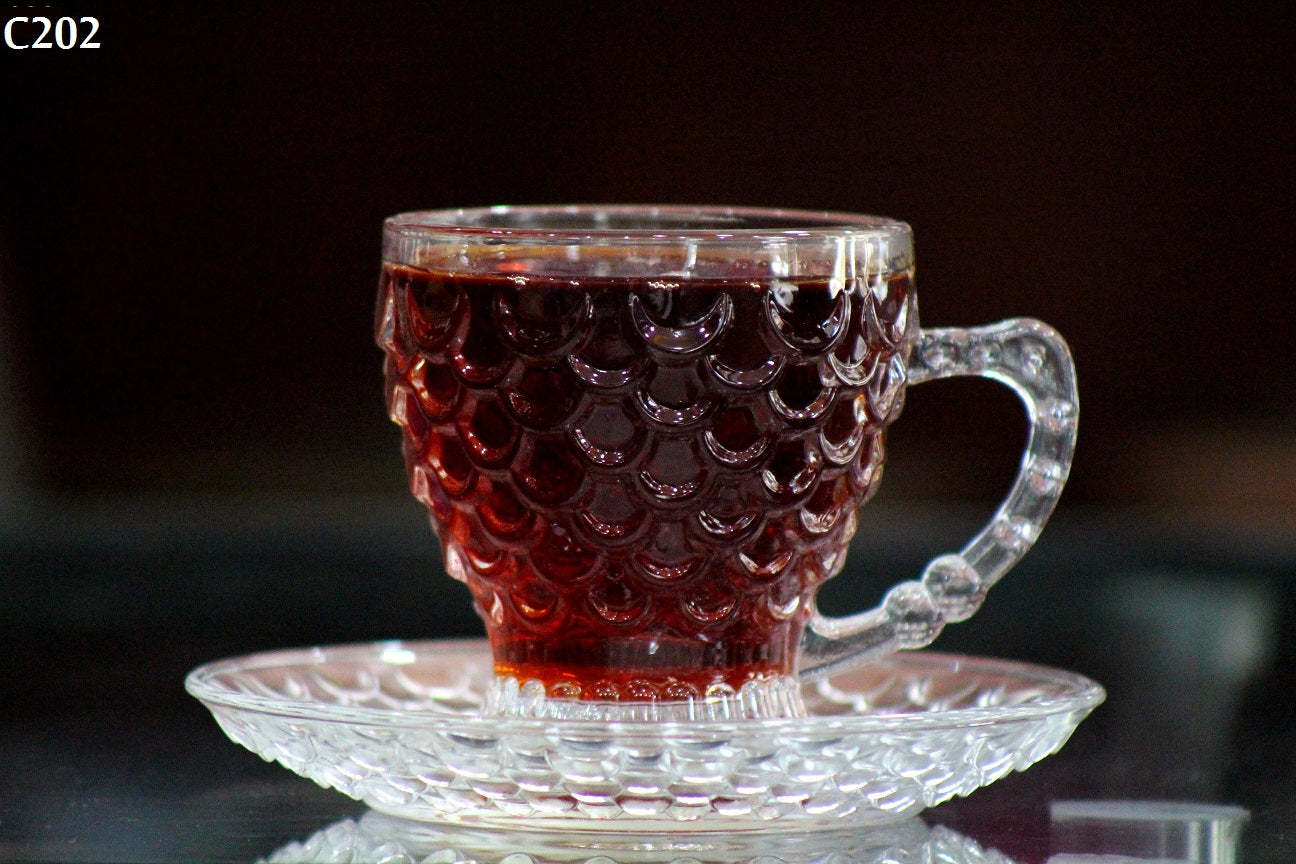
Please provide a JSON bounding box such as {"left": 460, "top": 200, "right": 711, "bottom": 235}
{"left": 375, "top": 205, "right": 1077, "bottom": 720}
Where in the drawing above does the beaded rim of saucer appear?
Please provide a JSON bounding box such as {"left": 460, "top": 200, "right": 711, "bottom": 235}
{"left": 186, "top": 638, "right": 1104, "bottom": 830}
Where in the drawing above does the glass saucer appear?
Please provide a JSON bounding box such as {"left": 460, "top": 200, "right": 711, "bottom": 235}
{"left": 186, "top": 639, "right": 1103, "bottom": 830}
{"left": 262, "top": 811, "right": 1022, "bottom": 863}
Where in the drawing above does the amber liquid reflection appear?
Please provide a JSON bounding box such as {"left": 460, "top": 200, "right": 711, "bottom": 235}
{"left": 377, "top": 262, "right": 913, "bottom": 699}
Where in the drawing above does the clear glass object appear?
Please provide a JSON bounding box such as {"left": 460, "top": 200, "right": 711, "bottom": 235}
{"left": 374, "top": 205, "right": 1080, "bottom": 717}
{"left": 1050, "top": 800, "right": 1250, "bottom": 864}
{"left": 186, "top": 638, "right": 1104, "bottom": 829}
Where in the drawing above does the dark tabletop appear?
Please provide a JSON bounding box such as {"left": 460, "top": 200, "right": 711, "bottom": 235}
{"left": 2, "top": 499, "right": 1293, "bottom": 863}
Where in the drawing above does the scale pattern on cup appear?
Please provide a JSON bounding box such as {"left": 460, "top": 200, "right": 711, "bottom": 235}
{"left": 377, "top": 264, "right": 916, "bottom": 697}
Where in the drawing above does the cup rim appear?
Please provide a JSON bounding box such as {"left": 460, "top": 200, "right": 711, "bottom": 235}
{"left": 384, "top": 204, "right": 911, "bottom": 244}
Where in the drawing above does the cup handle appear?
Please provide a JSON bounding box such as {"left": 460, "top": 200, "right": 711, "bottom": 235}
{"left": 799, "top": 318, "right": 1079, "bottom": 679}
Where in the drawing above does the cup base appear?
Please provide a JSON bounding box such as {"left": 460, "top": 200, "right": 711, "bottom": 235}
{"left": 483, "top": 674, "right": 807, "bottom": 721}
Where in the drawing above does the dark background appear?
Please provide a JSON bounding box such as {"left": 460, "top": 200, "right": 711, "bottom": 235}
{"left": 1, "top": 2, "right": 1291, "bottom": 509}
{"left": 1, "top": 3, "right": 1294, "bottom": 860}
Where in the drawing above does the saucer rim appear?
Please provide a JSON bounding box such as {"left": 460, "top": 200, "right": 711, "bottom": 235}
{"left": 185, "top": 637, "right": 1106, "bottom": 732}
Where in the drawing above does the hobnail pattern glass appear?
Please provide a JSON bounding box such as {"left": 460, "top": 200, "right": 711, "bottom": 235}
{"left": 187, "top": 639, "right": 1104, "bottom": 830}
{"left": 262, "top": 811, "right": 1021, "bottom": 863}
{"left": 375, "top": 205, "right": 1080, "bottom": 709}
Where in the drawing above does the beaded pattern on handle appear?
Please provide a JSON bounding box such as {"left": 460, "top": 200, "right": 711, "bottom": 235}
{"left": 801, "top": 318, "right": 1078, "bottom": 679}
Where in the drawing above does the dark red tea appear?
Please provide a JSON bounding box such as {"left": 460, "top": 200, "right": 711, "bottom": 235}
{"left": 377, "top": 261, "right": 914, "bottom": 700}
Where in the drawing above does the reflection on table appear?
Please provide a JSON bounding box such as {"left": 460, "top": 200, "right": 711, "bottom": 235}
{"left": 259, "top": 799, "right": 1248, "bottom": 864}
{"left": 260, "top": 812, "right": 1010, "bottom": 864}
